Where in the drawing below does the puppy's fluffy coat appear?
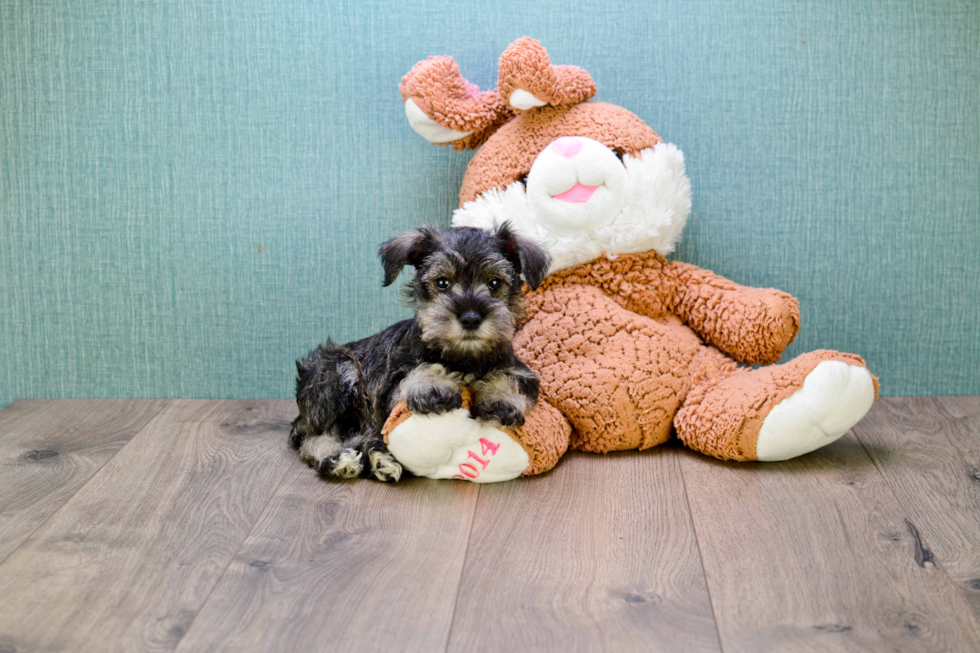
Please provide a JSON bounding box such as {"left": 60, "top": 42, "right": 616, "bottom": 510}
{"left": 290, "top": 223, "right": 551, "bottom": 481}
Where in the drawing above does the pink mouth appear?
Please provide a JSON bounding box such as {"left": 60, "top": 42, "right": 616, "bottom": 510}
{"left": 551, "top": 183, "right": 600, "bottom": 203}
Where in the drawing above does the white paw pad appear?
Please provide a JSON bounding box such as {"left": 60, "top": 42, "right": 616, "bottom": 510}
{"left": 756, "top": 361, "right": 875, "bottom": 461}
{"left": 387, "top": 409, "right": 530, "bottom": 483}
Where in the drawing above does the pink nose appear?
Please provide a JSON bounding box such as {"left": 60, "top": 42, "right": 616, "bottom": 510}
{"left": 551, "top": 137, "right": 583, "bottom": 158}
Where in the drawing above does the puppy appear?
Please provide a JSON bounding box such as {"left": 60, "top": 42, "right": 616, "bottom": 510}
{"left": 289, "top": 222, "right": 551, "bottom": 482}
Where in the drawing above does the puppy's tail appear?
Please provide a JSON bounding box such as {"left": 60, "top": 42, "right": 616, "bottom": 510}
{"left": 291, "top": 341, "right": 360, "bottom": 448}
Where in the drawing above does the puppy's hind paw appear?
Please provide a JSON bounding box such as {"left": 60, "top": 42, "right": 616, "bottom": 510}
{"left": 368, "top": 450, "right": 403, "bottom": 483}
{"left": 288, "top": 425, "right": 304, "bottom": 450}
{"left": 318, "top": 448, "right": 363, "bottom": 479}
{"left": 288, "top": 416, "right": 309, "bottom": 450}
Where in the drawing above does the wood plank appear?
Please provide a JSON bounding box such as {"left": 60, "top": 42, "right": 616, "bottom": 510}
{"left": 447, "top": 448, "right": 721, "bottom": 653}
{"left": 0, "top": 399, "right": 168, "bottom": 563}
{"left": 0, "top": 399, "right": 296, "bottom": 653}
{"left": 679, "top": 432, "right": 980, "bottom": 652}
{"left": 854, "top": 396, "right": 980, "bottom": 622}
{"left": 173, "top": 471, "right": 479, "bottom": 652}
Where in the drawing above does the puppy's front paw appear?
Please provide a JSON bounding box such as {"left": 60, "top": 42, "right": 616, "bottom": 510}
{"left": 470, "top": 400, "right": 525, "bottom": 428}
{"left": 368, "top": 450, "right": 403, "bottom": 482}
{"left": 407, "top": 386, "right": 463, "bottom": 416}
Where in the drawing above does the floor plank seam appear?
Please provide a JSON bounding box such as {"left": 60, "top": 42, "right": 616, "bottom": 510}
{"left": 851, "top": 420, "right": 980, "bottom": 638}
{"left": 172, "top": 456, "right": 300, "bottom": 652}
{"left": 0, "top": 400, "right": 171, "bottom": 568}
{"left": 441, "top": 484, "right": 482, "bottom": 653}
{"left": 676, "top": 450, "right": 726, "bottom": 653}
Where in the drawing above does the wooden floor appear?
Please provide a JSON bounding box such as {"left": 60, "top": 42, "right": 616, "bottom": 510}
{"left": 0, "top": 398, "right": 977, "bottom": 652}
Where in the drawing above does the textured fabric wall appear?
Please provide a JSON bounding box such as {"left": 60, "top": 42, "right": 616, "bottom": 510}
{"left": 1, "top": 0, "right": 978, "bottom": 408}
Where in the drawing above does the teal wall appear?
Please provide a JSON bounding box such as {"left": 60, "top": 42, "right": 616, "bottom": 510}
{"left": 2, "top": 0, "right": 978, "bottom": 408}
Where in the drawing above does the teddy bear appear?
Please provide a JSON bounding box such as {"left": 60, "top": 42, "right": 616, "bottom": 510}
{"left": 382, "top": 37, "right": 878, "bottom": 482}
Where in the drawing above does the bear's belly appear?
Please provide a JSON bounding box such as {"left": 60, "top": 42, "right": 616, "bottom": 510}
{"left": 516, "top": 284, "right": 702, "bottom": 452}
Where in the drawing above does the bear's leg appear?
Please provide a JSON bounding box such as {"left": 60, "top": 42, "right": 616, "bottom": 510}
{"left": 675, "top": 349, "right": 877, "bottom": 461}
{"left": 517, "top": 399, "right": 573, "bottom": 476}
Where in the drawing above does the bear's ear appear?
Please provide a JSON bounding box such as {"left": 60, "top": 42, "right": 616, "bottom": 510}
{"left": 400, "top": 56, "right": 514, "bottom": 151}
{"left": 378, "top": 227, "right": 438, "bottom": 286}
{"left": 495, "top": 222, "right": 551, "bottom": 290}
{"left": 497, "top": 37, "right": 596, "bottom": 112}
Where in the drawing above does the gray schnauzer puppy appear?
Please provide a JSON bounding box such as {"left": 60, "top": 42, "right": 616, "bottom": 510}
{"left": 290, "top": 223, "right": 551, "bottom": 482}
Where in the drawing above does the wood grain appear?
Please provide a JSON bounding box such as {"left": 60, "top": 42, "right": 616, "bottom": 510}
{"left": 0, "top": 399, "right": 296, "bottom": 653}
{"left": 3, "top": 397, "right": 980, "bottom": 652}
{"left": 173, "top": 470, "right": 479, "bottom": 652}
{"left": 0, "top": 398, "right": 168, "bottom": 563}
{"left": 854, "top": 396, "right": 980, "bottom": 623}
{"left": 447, "top": 448, "right": 721, "bottom": 653}
{"left": 679, "top": 431, "right": 980, "bottom": 652}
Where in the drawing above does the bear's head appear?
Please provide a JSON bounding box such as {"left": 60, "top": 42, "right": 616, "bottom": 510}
{"left": 401, "top": 37, "right": 692, "bottom": 274}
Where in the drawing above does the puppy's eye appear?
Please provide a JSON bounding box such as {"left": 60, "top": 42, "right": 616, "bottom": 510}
{"left": 434, "top": 277, "right": 451, "bottom": 291}
{"left": 487, "top": 278, "right": 503, "bottom": 292}
{"left": 518, "top": 174, "right": 529, "bottom": 189}
{"left": 613, "top": 149, "right": 624, "bottom": 162}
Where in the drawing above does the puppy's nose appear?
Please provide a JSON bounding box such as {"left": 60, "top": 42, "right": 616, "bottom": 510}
{"left": 459, "top": 310, "right": 483, "bottom": 331}
{"left": 551, "top": 136, "right": 582, "bottom": 158}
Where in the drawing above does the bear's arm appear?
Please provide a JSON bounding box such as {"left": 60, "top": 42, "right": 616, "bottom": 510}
{"left": 529, "top": 251, "right": 799, "bottom": 366}
{"left": 664, "top": 261, "right": 800, "bottom": 365}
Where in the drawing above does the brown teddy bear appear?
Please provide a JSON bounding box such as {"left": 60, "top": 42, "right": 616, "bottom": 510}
{"left": 383, "top": 37, "right": 878, "bottom": 482}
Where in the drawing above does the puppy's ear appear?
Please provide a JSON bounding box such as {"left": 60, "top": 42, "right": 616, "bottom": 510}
{"left": 496, "top": 222, "right": 551, "bottom": 290}
{"left": 378, "top": 228, "right": 437, "bottom": 286}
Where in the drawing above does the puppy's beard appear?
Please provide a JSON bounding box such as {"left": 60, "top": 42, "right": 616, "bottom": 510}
{"left": 418, "top": 300, "right": 515, "bottom": 359}
{"left": 471, "top": 304, "right": 516, "bottom": 345}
